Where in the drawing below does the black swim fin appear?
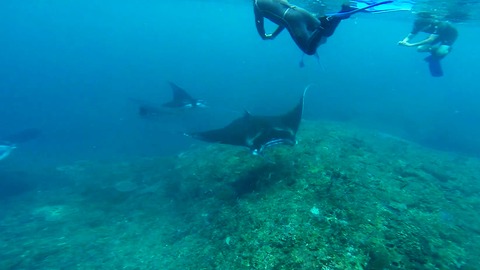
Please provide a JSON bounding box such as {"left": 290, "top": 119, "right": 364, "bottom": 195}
{"left": 329, "top": 0, "right": 394, "bottom": 19}
{"left": 299, "top": 54, "right": 305, "bottom": 68}
{"left": 424, "top": 55, "right": 444, "bottom": 77}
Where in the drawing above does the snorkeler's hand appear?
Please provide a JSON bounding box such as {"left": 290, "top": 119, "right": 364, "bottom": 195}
{"left": 398, "top": 40, "right": 411, "bottom": 47}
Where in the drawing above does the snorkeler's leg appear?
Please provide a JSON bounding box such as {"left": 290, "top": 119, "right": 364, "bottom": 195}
{"left": 417, "top": 45, "right": 434, "bottom": 53}
{"left": 435, "top": 45, "right": 451, "bottom": 57}
{"left": 308, "top": 1, "right": 395, "bottom": 50}
{"left": 424, "top": 54, "right": 444, "bottom": 77}
{"left": 286, "top": 9, "right": 321, "bottom": 55}
{"left": 316, "top": 3, "right": 366, "bottom": 38}
{"left": 295, "top": 31, "right": 318, "bottom": 55}
{"left": 305, "top": 29, "right": 328, "bottom": 55}
{"left": 317, "top": 16, "right": 341, "bottom": 37}
{"left": 327, "top": 0, "right": 394, "bottom": 20}
{"left": 287, "top": 22, "right": 317, "bottom": 55}
{"left": 423, "top": 44, "right": 449, "bottom": 77}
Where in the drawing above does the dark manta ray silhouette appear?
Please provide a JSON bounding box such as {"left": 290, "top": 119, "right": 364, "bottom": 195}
{"left": 162, "top": 82, "right": 206, "bottom": 109}
{"left": 136, "top": 103, "right": 172, "bottom": 119}
{"left": 2, "top": 128, "right": 41, "bottom": 144}
{"left": 133, "top": 82, "right": 207, "bottom": 119}
{"left": 185, "top": 86, "right": 310, "bottom": 155}
{"left": 0, "top": 128, "right": 42, "bottom": 161}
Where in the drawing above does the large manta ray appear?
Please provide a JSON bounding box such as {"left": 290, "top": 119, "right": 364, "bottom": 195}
{"left": 185, "top": 86, "right": 310, "bottom": 155}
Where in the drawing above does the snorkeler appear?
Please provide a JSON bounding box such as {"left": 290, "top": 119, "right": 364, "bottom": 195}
{"left": 398, "top": 12, "right": 458, "bottom": 77}
{"left": 253, "top": 0, "right": 393, "bottom": 55}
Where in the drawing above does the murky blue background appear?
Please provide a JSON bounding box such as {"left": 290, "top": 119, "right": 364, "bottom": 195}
{"left": 1, "top": 0, "right": 479, "bottom": 167}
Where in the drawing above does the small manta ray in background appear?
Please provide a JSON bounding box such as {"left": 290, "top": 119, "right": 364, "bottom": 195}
{"left": 0, "top": 128, "right": 41, "bottom": 161}
{"left": 184, "top": 85, "right": 311, "bottom": 155}
{"left": 135, "top": 82, "right": 207, "bottom": 119}
{"left": 162, "top": 82, "right": 207, "bottom": 109}
{"left": 0, "top": 144, "right": 16, "bottom": 161}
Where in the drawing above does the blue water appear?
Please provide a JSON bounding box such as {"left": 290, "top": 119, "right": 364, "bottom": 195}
{"left": 0, "top": 0, "right": 477, "bottom": 159}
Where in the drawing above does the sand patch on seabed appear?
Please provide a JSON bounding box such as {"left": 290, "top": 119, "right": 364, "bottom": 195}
{"left": 31, "top": 205, "right": 77, "bottom": 222}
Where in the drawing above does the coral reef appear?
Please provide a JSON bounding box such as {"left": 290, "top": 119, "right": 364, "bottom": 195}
{"left": 1, "top": 121, "right": 479, "bottom": 269}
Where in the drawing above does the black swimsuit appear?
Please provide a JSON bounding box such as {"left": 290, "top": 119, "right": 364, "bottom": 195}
{"left": 254, "top": 0, "right": 342, "bottom": 55}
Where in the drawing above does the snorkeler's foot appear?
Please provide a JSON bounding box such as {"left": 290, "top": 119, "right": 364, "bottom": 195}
{"left": 424, "top": 54, "right": 444, "bottom": 77}
{"left": 341, "top": 4, "right": 356, "bottom": 13}
{"left": 338, "top": 4, "right": 357, "bottom": 18}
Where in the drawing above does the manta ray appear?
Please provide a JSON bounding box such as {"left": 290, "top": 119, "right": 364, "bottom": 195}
{"left": 185, "top": 86, "right": 310, "bottom": 155}
{"left": 0, "top": 144, "right": 16, "bottom": 161}
{"left": 0, "top": 128, "right": 41, "bottom": 161}
{"left": 162, "top": 82, "right": 207, "bottom": 109}
{"left": 134, "top": 82, "right": 207, "bottom": 119}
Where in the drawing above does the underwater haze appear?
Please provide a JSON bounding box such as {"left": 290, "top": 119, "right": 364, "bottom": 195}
{"left": 1, "top": 0, "right": 480, "bottom": 163}
{"left": 1, "top": 0, "right": 480, "bottom": 269}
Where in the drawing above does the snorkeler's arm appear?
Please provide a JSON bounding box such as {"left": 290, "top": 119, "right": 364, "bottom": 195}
{"left": 398, "top": 33, "right": 415, "bottom": 45}
{"left": 405, "top": 34, "right": 438, "bottom": 47}
{"left": 254, "top": 6, "right": 284, "bottom": 39}
{"left": 254, "top": 7, "right": 269, "bottom": 39}
{"left": 269, "top": 25, "right": 285, "bottom": 39}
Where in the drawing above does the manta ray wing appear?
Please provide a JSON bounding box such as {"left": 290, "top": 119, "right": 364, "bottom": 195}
{"left": 163, "top": 82, "right": 196, "bottom": 108}
{"left": 2, "top": 128, "right": 41, "bottom": 144}
{"left": 185, "top": 115, "right": 252, "bottom": 147}
{"left": 280, "top": 87, "right": 306, "bottom": 134}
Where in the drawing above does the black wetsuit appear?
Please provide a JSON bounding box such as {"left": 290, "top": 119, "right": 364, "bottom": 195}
{"left": 254, "top": 0, "right": 342, "bottom": 55}
{"left": 412, "top": 19, "right": 458, "bottom": 46}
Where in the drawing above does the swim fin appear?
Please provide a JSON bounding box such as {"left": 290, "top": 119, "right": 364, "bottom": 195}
{"left": 424, "top": 55, "right": 444, "bottom": 77}
{"left": 328, "top": 0, "right": 394, "bottom": 19}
